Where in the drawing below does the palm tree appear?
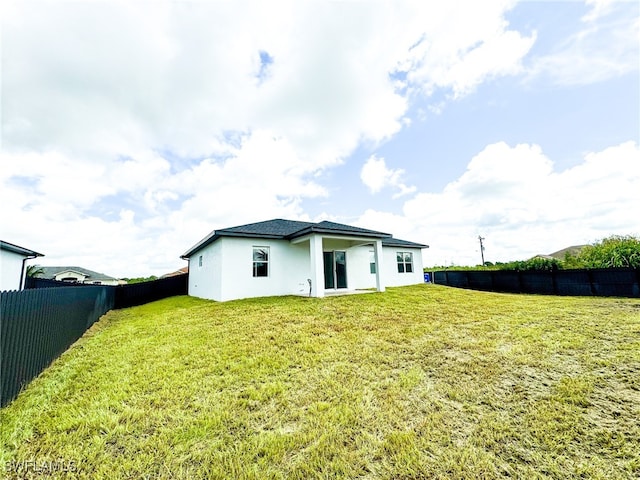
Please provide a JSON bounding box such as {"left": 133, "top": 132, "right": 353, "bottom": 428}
{"left": 26, "top": 264, "right": 44, "bottom": 278}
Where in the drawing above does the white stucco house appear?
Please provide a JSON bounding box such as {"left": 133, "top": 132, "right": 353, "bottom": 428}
{"left": 181, "top": 219, "right": 428, "bottom": 302}
{"left": 0, "top": 240, "right": 45, "bottom": 291}
{"left": 38, "top": 266, "right": 123, "bottom": 286}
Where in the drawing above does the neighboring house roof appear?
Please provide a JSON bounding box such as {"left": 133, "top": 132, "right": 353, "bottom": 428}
{"left": 0, "top": 240, "right": 44, "bottom": 258}
{"left": 532, "top": 245, "right": 588, "bottom": 261}
{"left": 182, "top": 219, "right": 428, "bottom": 258}
{"left": 38, "top": 266, "right": 119, "bottom": 283}
{"left": 161, "top": 267, "right": 189, "bottom": 278}
{"left": 547, "top": 245, "right": 587, "bottom": 260}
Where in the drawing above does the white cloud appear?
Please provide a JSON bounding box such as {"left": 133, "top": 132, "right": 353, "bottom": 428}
{"left": 361, "top": 141, "right": 640, "bottom": 267}
{"left": 2, "top": 1, "right": 535, "bottom": 161}
{"left": 401, "top": 0, "right": 535, "bottom": 98}
{"left": 360, "top": 155, "right": 416, "bottom": 198}
{"left": 0, "top": 1, "right": 544, "bottom": 276}
{"left": 582, "top": 0, "right": 616, "bottom": 22}
{"left": 528, "top": 1, "right": 639, "bottom": 85}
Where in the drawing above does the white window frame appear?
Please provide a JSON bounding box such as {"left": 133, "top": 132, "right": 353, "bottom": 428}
{"left": 397, "top": 251, "right": 414, "bottom": 273}
{"left": 252, "top": 246, "right": 270, "bottom": 277}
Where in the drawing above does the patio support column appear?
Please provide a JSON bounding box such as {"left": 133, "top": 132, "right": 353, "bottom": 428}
{"left": 309, "top": 235, "right": 325, "bottom": 298}
{"left": 374, "top": 239, "right": 385, "bottom": 292}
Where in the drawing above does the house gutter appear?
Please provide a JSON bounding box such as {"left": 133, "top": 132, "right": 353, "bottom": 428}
{"left": 20, "top": 255, "right": 39, "bottom": 291}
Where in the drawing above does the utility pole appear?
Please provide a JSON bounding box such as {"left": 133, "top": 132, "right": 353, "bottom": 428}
{"left": 478, "top": 235, "right": 485, "bottom": 266}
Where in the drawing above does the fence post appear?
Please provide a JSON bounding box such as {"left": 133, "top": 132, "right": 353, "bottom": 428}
{"left": 517, "top": 270, "right": 523, "bottom": 293}
{"left": 587, "top": 269, "right": 596, "bottom": 296}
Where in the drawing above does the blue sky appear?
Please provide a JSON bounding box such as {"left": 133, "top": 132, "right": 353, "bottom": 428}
{"left": 1, "top": 0, "right": 638, "bottom": 277}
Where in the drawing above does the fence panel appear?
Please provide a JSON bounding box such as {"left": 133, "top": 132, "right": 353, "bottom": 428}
{"left": 554, "top": 270, "right": 593, "bottom": 296}
{"left": 491, "top": 270, "right": 521, "bottom": 293}
{"left": 432, "top": 268, "right": 638, "bottom": 298}
{"left": 442, "top": 271, "right": 469, "bottom": 288}
{"left": 520, "top": 271, "right": 555, "bottom": 294}
{"left": 590, "top": 269, "right": 640, "bottom": 297}
{"left": 466, "top": 271, "right": 494, "bottom": 291}
{"left": 2, "top": 275, "right": 189, "bottom": 408}
{"left": 24, "top": 277, "right": 88, "bottom": 289}
{"left": 433, "top": 271, "right": 446, "bottom": 285}
{"left": 114, "top": 274, "right": 188, "bottom": 309}
{"left": 1, "top": 286, "right": 114, "bottom": 407}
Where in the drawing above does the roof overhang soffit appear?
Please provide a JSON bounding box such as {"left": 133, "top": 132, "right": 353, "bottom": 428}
{"left": 289, "top": 233, "right": 386, "bottom": 245}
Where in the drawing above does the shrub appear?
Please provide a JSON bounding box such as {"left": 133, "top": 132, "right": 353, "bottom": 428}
{"left": 576, "top": 235, "right": 640, "bottom": 268}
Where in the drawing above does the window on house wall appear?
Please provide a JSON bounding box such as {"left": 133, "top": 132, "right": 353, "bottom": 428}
{"left": 369, "top": 250, "right": 376, "bottom": 274}
{"left": 198, "top": 255, "right": 203, "bottom": 267}
{"left": 397, "top": 252, "right": 413, "bottom": 273}
{"left": 253, "top": 247, "right": 269, "bottom": 277}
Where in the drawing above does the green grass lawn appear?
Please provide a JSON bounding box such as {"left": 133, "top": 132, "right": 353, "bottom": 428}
{"left": 1, "top": 285, "right": 639, "bottom": 479}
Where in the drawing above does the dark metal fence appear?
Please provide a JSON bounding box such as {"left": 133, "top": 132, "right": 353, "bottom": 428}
{"left": 24, "top": 277, "right": 88, "bottom": 289}
{"left": 24, "top": 274, "right": 189, "bottom": 308}
{"left": 114, "top": 274, "right": 188, "bottom": 309}
{"left": 432, "top": 268, "right": 640, "bottom": 298}
{"left": 2, "top": 274, "right": 189, "bottom": 407}
{"left": 1, "top": 286, "right": 114, "bottom": 407}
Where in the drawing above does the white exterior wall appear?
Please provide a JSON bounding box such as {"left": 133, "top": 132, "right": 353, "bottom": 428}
{"left": 346, "top": 245, "right": 425, "bottom": 289}
{"left": 84, "top": 278, "right": 121, "bottom": 286}
{"left": 51, "top": 271, "right": 120, "bottom": 285}
{"left": 187, "top": 236, "right": 426, "bottom": 302}
{"left": 346, "top": 245, "right": 377, "bottom": 290}
{"left": 0, "top": 250, "right": 25, "bottom": 291}
{"left": 219, "top": 238, "right": 310, "bottom": 301}
{"left": 188, "top": 239, "right": 223, "bottom": 301}
{"left": 382, "top": 247, "right": 425, "bottom": 287}
{"left": 54, "top": 271, "right": 86, "bottom": 282}
{"left": 188, "top": 237, "right": 312, "bottom": 302}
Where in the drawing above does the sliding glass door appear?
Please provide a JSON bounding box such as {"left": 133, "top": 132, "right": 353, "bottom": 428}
{"left": 323, "top": 251, "right": 347, "bottom": 289}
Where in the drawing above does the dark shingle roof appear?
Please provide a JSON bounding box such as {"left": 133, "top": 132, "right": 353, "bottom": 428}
{"left": 285, "top": 220, "right": 391, "bottom": 240}
{"left": 182, "top": 219, "right": 428, "bottom": 258}
{"left": 38, "top": 266, "right": 118, "bottom": 282}
{"left": 382, "top": 237, "right": 429, "bottom": 249}
{"left": 220, "top": 219, "right": 316, "bottom": 237}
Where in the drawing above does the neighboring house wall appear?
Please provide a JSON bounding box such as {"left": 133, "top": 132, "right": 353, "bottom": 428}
{"left": 0, "top": 250, "right": 26, "bottom": 291}
{"left": 54, "top": 271, "right": 87, "bottom": 283}
{"left": 48, "top": 269, "right": 121, "bottom": 286}
{"left": 83, "top": 278, "right": 121, "bottom": 286}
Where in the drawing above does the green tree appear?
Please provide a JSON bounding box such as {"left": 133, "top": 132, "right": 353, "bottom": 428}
{"left": 26, "top": 264, "right": 44, "bottom": 277}
{"left": 122, "top": 276, "right": 158, "bottom": 284}
{"left": 576, "top": 235, "right": 640, "bottom": 268}
{"left": 498, "top": 257, "right": 561, "bottom": 271}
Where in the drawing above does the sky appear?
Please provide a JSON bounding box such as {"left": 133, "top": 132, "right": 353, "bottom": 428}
{"left": 1, "top": 0, "right": 639, "bottom": 278}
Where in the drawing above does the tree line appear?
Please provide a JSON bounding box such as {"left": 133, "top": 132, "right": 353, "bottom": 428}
{"left": 432, "top": 235, "right": 640, "bottom": 271}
